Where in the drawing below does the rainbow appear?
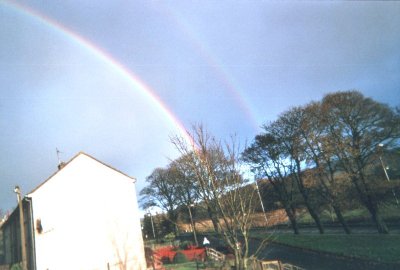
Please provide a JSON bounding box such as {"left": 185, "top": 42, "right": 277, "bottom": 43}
{"left": 154, "top": 4, "right": 261, "bottom": 131}
{"left": 2, "top": 0, "right": 193, "bottom": 144}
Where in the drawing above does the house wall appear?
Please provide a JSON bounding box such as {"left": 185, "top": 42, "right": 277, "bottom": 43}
{"left": 1, "top": 209, "right": 21, "bottom": 266}
{"left": 0, "top": 201, "right": 34, "bottom": 269}
{"left": 29, "top": 154, "right": 146, "bottom": 270}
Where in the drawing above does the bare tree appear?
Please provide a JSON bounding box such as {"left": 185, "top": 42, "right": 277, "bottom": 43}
{"left": 170, "top": 156, "right": 200, "bottom": 245}
{"left": 172, "top": 125, "right": 268, "bottom": 270}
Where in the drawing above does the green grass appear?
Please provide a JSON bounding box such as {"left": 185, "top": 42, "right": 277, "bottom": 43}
{"left": 163, "top": 261, "right": 197, "bottom": 270}
{"left": 296, "top": 203, "right": 400, "bottom": 224}
{"left": 164, "top": 262, "right": 221, "bottom": 270}
{"left": 380, "top": 203, "right": 400, "bottom": 219}
{"left": 342, "top": 208, "right": 369, "bottom": 220}
{"left": 252, "top": 233, "right": 400, "bottom": 264}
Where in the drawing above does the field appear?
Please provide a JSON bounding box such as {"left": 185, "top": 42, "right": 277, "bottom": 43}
{"left": 251, "top": 232, "right": 400, "bottom": 264}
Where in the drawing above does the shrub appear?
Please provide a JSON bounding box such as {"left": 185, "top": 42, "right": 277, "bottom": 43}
{"left": 10, "top": 264, "right": 22, "bottom": 270}
{"left": 179, "top": 241, "right": 192, "bottom": 250}
{"left": 173, "top": 252, "right": 188, "bottom": 263}
{"left": 161, "top": 256, "right": 171, "bottom": 264}
{"left": 164, "top": 232, "right": 175, "bottom": 241}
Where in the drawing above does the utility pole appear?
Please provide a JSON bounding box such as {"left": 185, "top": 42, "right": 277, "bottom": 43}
{"left": 254, "top": 179, "right": 268, "bottom": 225}
{"left": 378, "top": 144, "right": 399, "bottom": 205}
{"left": 14, "top": 186, "right": 28, "bottom": 270}
{"left": 187, "top": 204, "right": 198, "bottom": 246}
{"left": 147, "top": 212, "right": 156, "bottom": 240}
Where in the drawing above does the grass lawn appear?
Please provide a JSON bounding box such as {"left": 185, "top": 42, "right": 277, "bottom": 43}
{"left": 163, "top": 261, "right": 221, "bottom": 270}
{"left": 163, "top": 262, "right": 198, "bottom": 270}
{"left": 296, "top": 203, "right": 400, "bottom": 224}
{"left": 252, "top": 233, "right": 400, "bottom": 264}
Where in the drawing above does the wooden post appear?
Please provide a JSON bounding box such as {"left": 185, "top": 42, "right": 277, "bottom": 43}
{"left": 15, "top": 186, "right": 28, "bottom": 270}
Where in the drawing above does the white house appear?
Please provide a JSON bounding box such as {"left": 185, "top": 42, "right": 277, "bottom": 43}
{"left": 0, "top": 152, "right": 147, "bottom": 270}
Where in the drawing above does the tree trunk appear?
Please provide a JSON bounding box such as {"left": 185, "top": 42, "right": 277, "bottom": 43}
{"left": 207, "top": 205, "right": 221, "bottom": 233}
{"left": 242, "top": 258, "right": 248, "bottom": 270}
{"left": 296, "top": 176, "right": 324, "bottom": 234}
{"left": 168, "top": 210, "right": 180, "bottom": 236}
{"left": 351, "top": 175, "right": 389, "bottom": 234}
{"left": 303, "top": 199, "right": 324, "bottom": 234}
{"left": 295, "top": 161, "right": 324, "bottom": 234}
{"left": 174, "top": 223, "right": 179, "bottom": 236}
{"left": 233, "top": 249, "right": 245, "bottom": 270}
{"left": 284, "top": 206, "right": 300, "bottom": 234}
{"left": 267, "top": 179, "right": 299, "bottom": 234}
{"left": 331, "top": 202, "right": 351, "bottom": 234}
{"left": 316, "top": 164, "right": 350, "bottom": 234}
{"left": 234, "top": 250, "right": 240, "bottom": 270}
{"left": 365, "top": 195, "right": 389, "bottom": 234}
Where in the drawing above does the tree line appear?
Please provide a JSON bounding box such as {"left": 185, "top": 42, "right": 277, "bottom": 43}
{"left": 140, "top": 90, "right": 400, "bottom": 269}
{"left": 243, "top": 90, "right": 400, "bottom": 234}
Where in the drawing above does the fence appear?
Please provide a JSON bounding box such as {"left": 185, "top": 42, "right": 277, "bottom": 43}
{"left": 281, "top": 263, "right": 305, "bottom": 270}
{"left": 205, "top": 247, "right": 225, "bottom": 262}
{"left": 260, "top": 260, "right": 282, "bottom": 270}
{"left": 252, "top": 260, "right": 305, "bottom": 270}
{"left": 205, "top": 247, "right": 305, "bottom": 270}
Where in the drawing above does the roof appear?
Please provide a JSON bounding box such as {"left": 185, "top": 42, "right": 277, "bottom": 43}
{"left": 1, "top": 152, "right": 136, "bottom": 230}
{"left": 27, "top": 152, "right": 136, "bottom": 195}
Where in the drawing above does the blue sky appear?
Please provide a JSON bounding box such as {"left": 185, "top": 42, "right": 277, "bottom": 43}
{"left": 1, "top": 0, "right": 399, "bottom": 212}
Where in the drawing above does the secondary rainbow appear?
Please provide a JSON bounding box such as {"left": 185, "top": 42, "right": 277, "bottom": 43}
{"left": 155, "top": 4, "right": 261, "bottom": 131}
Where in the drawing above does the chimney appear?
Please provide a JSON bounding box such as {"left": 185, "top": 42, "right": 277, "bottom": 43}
{"left": 56, "top": 148, "right": 65, "bottom": 170}
{"left": 58, "top": 162, "right": 66, "bottom": 170}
